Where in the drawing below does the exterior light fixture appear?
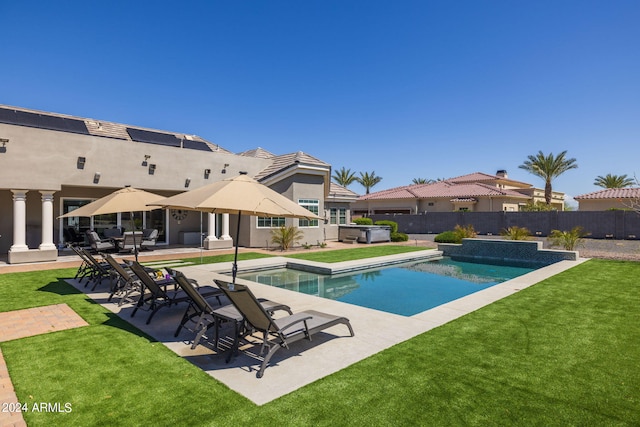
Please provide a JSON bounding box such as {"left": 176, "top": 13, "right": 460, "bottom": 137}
{"left": 148, "top": 164, "right": 156, "bottom": 175}
{"left": 93, "top": 172, "right": 101, "bottom": 184}
{"left": 0, "top": 138, "right": 8, "bottom": 153}
{"left": 142, "top": 155, "right": 151, "bottom": 166}
{"left": 221, "top": 163, "right": 229, "bottom": 174}
{"left": 185, "top": 178, "right": 191, "bottom": 188}
{"left": 204, "top": 169, "right": 211, "bottom": 179}
{"left": 77, "top": 156, "right": 86, "bottom": 169}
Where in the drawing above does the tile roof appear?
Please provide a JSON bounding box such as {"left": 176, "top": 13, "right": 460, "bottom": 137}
{"left": 358, "top": 180, "right": 529, "bottom": 201}
{"left": 574, "top": 187, "right": 640, "bottom": 199}
{"left": 328, "top": 182, "right": 359, "bottom": 199}
{"left": 448, "top": 171, "right": 531, "bottom": 187}
{"left": 0, "top": 104, "right": 233, "bottom": 153}
{"left": 254, "top": 151, "right": 330, "bottom": 181}
{"left": 238, "top": 147, "right": 275, "bottom": 159}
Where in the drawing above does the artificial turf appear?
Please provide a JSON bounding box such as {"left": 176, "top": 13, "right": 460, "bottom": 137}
{"left": 0, "top": 258, "right": 638, "bottom": 426}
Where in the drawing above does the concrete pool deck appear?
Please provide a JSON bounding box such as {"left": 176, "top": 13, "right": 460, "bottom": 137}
{"left": 65, "top": 250, "right": 588, "bottom": 405}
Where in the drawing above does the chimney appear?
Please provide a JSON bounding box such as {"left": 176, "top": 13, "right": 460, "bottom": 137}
{"left": 496, "top": 170, "right": 508, "bottom": 178}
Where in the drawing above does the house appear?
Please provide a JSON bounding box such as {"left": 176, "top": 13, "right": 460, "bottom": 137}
{"left": 0, "top": 105, "right": 354, "bottom": 264}
{"left": 351, "top": 170, "right": 566, "bottom": 216}
{"left": 574, "top": 187, "right": 640, "bottom": 211}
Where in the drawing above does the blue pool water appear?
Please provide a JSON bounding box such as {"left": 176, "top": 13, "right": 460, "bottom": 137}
{"left": 237, "top": 258, "right": 535, "bottom": 316}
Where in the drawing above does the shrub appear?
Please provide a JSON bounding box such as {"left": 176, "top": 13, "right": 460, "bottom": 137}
{"left": 270, "top": 226, "right": 304, "bottom": 251}
{"left": 548, "top": 226, "right": 589, "bottom": 250}
{"left": 454, "top": 224, "right": 477, "bottom": 240}
{"left": 391, "top": 232, "right": 408, "bottom": 242}
{"left": 520, "top": 201, "right": 557, "bottom": 212}
{"left": 434, "top": 230, "right": 460, "bottom": 243}
{"left": 353, "top": 217, "right": 373, "bottom": 225}
{"left": 374, "top": 220, "right": 398, "bottom": 233}
{"left": 500, "top": 226, "right": 532, "bottom": 240}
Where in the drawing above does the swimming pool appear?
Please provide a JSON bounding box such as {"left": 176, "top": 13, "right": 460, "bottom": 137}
{"left": 237, "top": 258, "right": 535, "bottom": 316}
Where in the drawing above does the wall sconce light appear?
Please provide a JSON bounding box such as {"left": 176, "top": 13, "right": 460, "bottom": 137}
{"left": 204, "top": 169, "right": 211, "bottom": 179}
{"left": 0, "top": 138, "right": 8, "bottom": 154}
{"left": 77, "top": 156, "right": 86, "bottom": 169}
{"left": 221, "top": 163, "right": 229, "bottom": 174}
{"left": 148, "top": 164, "right": 156, "bottom": 175}
{"left": 185, "top": 178, "right": 191, "bottom": 188}
{"left": 142, "top": 155, "right": 151, "bottom": 166}
{"left": 93, "top": 172, "right": 101, "bottom": 184}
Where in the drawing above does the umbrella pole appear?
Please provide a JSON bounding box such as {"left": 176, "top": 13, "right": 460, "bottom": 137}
{"left": 231, "top": 212, "right": 241, "bottom": 285}
{"left": 131, "top": 212, "right": 139, "bottom": 262}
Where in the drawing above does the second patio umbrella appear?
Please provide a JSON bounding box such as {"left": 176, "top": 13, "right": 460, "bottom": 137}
{"left": 59, "top": 186, "right": 163, "bottom": 261}
{"left": 148, "top": 173, "right": 321, "bottom": 283}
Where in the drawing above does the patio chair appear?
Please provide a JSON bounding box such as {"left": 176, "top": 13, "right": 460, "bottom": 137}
{"left": 216, "top": 280, "right": 354, "bottom": 378}
{"left": 86, "top": 230, "right": 117, "bottom": 253}
{"left": 128, "top": 261, "right": 221, "bottom": 324}
{"left": 103, "top": 227, "right": 123, "bottom": 239}
{"left": 118, "top": 231, "right": 143, "bottom": 253}
{"left": 169, "top": 268, "right": 291, "bottom": 351}
{"left": 140, "top": 229, "right": 159, "bottom": 250}
{"left": 64, "top": 227, "right": 85, "bottom": 246}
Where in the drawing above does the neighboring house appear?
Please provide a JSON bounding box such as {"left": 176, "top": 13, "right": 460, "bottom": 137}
{"left": 351, "top": 170, "right": 566, "bottom": 216}
{"left": 574, "top": 187, "right": 640, "bottom": 211}
{"left": 0, "top": 105, "right": 349, "bottom": 263}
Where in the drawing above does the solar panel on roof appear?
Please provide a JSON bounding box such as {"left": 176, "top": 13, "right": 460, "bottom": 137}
{"left": 126, "top": 128, "right": 182, "bottom": 147}
{"left": 182, "top": 139, "right": 213, "bottom": 152}
{"left": 0, "top": 107, "right": 89, "bottom": 135}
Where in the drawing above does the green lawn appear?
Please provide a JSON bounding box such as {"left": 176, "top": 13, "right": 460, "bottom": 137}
{"left": 0, "top": 257, "right": 638, "bottom": 426}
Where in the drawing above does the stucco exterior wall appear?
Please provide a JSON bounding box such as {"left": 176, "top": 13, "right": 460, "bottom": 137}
{"left": 576, "top": 199, "right": 630, "bottom": 211}
{"left": 0, "top": 120, "right": 339, "bottom": 258}
{"left": 245, "top": 174, "right": 326, "bottom": 248}
{"left": 0, "top": 123, "right": 272, "bottom": 192}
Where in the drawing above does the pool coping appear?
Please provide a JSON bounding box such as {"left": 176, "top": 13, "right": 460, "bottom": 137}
{"left": 207, "top": 248, "right": 445, "bottom": 275}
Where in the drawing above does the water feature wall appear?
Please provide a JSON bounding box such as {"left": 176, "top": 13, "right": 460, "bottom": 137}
{"left": 438, "top": 238, "right": 578, "bottom": 267}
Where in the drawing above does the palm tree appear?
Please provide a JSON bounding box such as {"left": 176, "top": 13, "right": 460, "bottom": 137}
{"left": 518, "top": 150, "right": 578, "bottom": 205}
{"left": 412, "top": 178, "right": 435, "bottom": 185}
{"left": 593, "top": 174, "right": 634, "bottom": 188}
{"left": 332, "top": 167, "right": 357, "bottom": 187}
{"left": 356, "top": 171, "right": 383, "bottom": 194}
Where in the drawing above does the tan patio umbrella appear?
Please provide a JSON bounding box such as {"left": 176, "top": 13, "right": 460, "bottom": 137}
{"left": 59, "top": 186, "right": 164, "bottom": 261}
{"left": 148, "top": 173, "right": 321, "bottom": 284}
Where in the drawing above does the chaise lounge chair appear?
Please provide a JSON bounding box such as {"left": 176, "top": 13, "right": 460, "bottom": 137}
{"left": 128, "top": 261, "right": 221, "bottom": 324}
{"left": 103, "top": 254, "right": 143, "bottom": 305}
{"left": 216, "top": 280, "right": 354, "bottom": 378}
{"left": 169, "top": 268, "right": 292, "bottom": 351}
{"left": 70, "top": 246, "right": 113, "bottom": 290}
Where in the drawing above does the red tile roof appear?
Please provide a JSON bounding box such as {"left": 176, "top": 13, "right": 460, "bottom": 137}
{"left": 574, "top": 187, "right": 640, "bottom": 200}
{"left": 358, "top": 180, "right": 529, "bottom": 201}
{"left": 448, "top": 171, "right": 531, "bottom": 187}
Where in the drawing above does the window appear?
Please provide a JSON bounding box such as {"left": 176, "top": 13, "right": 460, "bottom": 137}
{"left": 298, "top": 199, "right": 319, "bottom": 227}
{"left": 329, "top": 207, "right": 347, "bottom": 225}
{"left": 257, "top": 217, "right": 285, "bottom": 228}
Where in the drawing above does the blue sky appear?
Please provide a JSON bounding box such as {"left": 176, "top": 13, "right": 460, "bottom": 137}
{"left": 1, "top": 1, "right": 639, "bottom": 203}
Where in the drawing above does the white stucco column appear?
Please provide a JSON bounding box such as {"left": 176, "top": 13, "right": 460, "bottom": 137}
{"left": 205, "top": 213, "right": 218, "bottom": 241}
{"left": 220, "top": 213, "right": 232, "bottom": 240}
{"left": 39, "top": 191, "right": 57, "bottom": 250}
{"left": 9, "top": 190, "right": 29, "bottom": 252}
